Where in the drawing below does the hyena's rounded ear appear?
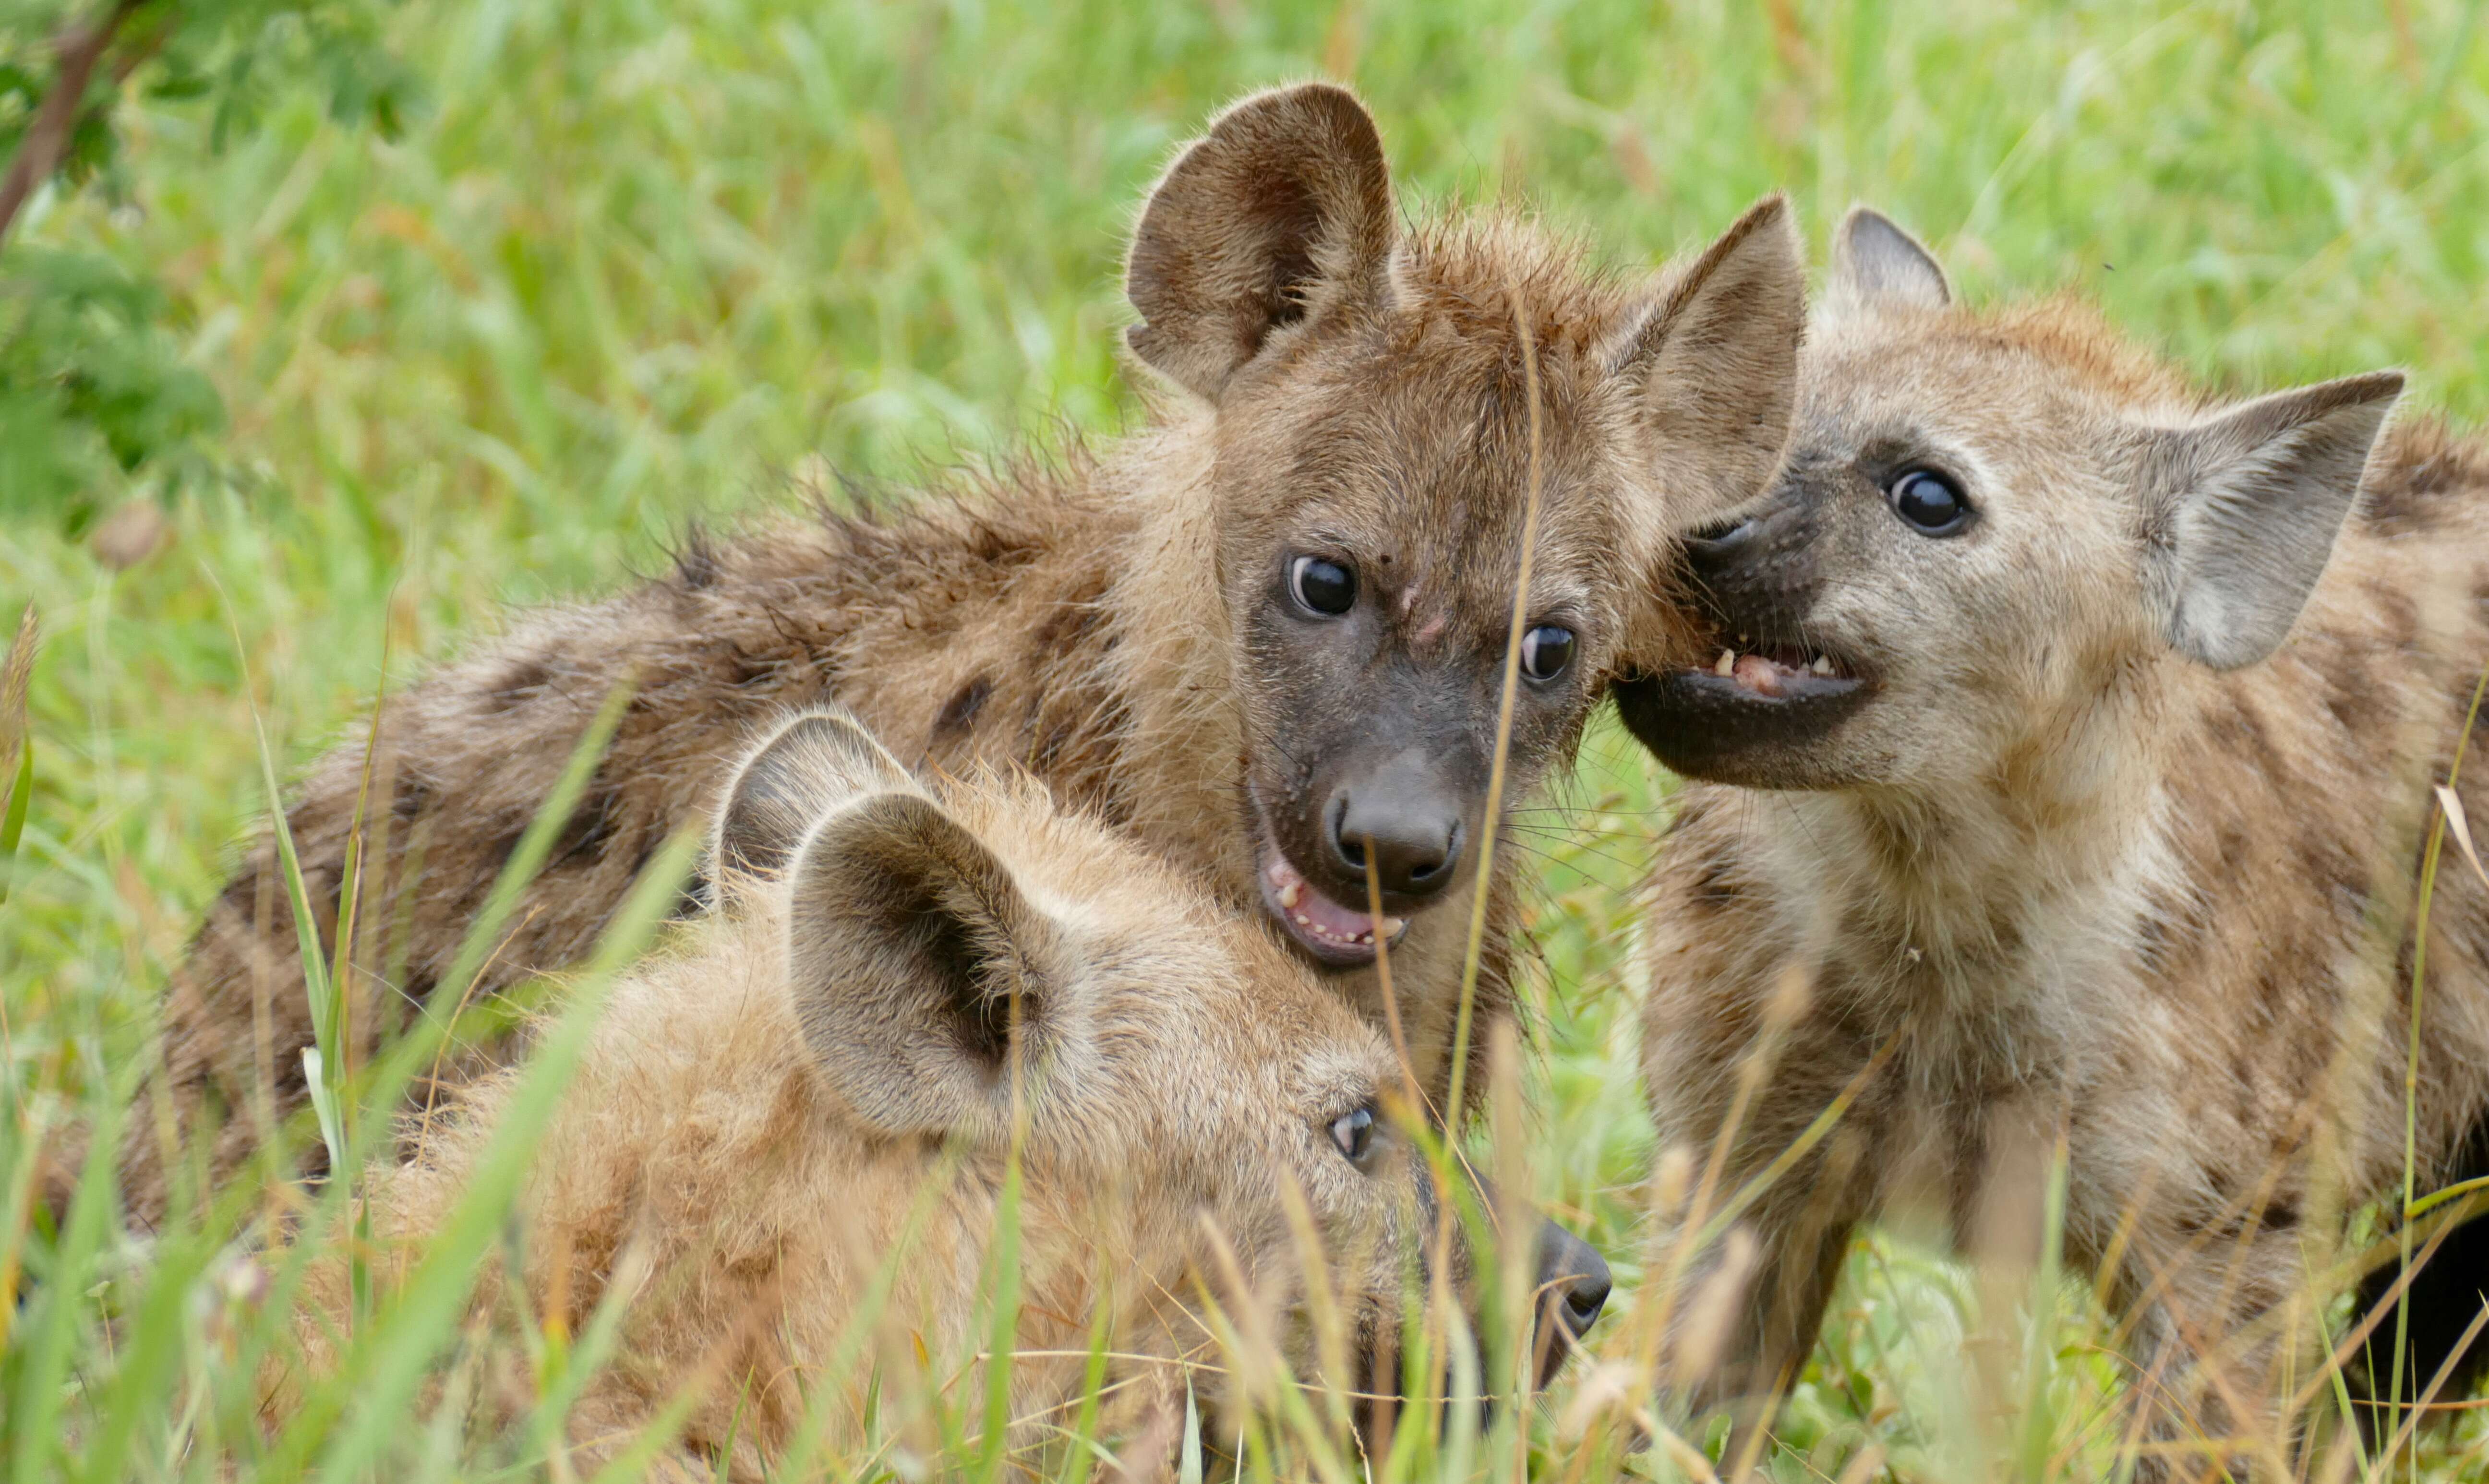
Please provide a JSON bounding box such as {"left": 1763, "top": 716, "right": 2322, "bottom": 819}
{"left": 2141, "top": 370, "right": 2405, "bottom": 670}
{"left": 1827, "top": 206, "right": 1950, "bottom": 316}
{"left": 710, "top": 708, "right": 916, "bottom": 885}
{"left": 784, "top": 791, "right": 1063, "bottom": 1139}
{"left": 1124, "top": 82, "right": 1395, "bottom": 404}
{"left": 1611, "top": 193, "right": 1807, "bottom": 525}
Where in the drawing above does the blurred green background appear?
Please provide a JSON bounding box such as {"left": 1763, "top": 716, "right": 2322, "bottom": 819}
{"left": 6, "top": 0, "right": 2489, "bottom": 1477}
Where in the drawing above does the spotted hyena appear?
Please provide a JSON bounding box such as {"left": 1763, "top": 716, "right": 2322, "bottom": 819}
{"left": 278, "top": 709, "right": 1612, "bottom": 1476}
{"left": 1615, "top": 208, "right": 2489, "bottom": 1470}
{"left": 123, "top": 83, "right": 1805, "bottom": 1221}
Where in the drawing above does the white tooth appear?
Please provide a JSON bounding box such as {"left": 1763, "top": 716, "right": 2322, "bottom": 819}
{"left": 1383, "top": 916, "right": 1407, "bottom": 936}
{"left": 1714, "top": 649, "right": 1735, "bottom": 676}
{"left": 1812, "top": 655, "right": 1834, "bottom": 676}
{"left": 1294, "top": 913, "right": 1312, "bottom": 928}
{"left": 1278, "top": 880, "right": 1302, "bottom": 909}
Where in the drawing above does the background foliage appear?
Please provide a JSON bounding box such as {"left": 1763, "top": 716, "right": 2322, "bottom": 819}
{"left": 0, "top": 0, "right": 420, "bottom": 527}
{"left": 6, "top": 0, "right": 2489, "bottom": 1478}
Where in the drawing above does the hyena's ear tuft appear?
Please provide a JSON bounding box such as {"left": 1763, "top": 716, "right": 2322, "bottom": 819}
{"left": 2142, "top": 370, "right": 2405, "bottom": 670}
{"left": 1125, "top": 82, "right": 1395, "bottom": 403}
{"left": 784, "top": 792, "right": 1063, "bottom": 1138}
{"left": 711, "top": 708, "right": 916, "bottom": 884}
{"left": 1828, "top": 206, "right": 1950, "bottom": 316}
{"left": 1612, "top": 193, "right": 1807, "bottom": 525}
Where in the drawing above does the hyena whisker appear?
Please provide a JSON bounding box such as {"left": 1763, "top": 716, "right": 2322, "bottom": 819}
{"left": 1493, "top": 827, "right": 1646, "bottom": 878}
{"left": 1503, "top": 802, "right": 1677, "bottom": 822}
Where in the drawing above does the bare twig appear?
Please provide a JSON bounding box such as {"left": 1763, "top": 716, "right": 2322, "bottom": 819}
{"left": 0, "top": 0, "right": 149, "bottom": 250}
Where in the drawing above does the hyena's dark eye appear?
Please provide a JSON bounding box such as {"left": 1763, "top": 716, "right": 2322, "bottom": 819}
{"left": 1289, "top": 555, "right": 1357, "bottom": 616}
{"left": 1520, "top": 625, "right": 1575, "bottom": 682}
{"left": 1329, "top": 1103, "right": 1377, "bottom": 1167}
{"left": 1887, "top": 467, "right": 1972, "bottom": 536}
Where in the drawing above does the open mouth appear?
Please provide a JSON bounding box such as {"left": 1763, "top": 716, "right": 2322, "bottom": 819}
{"left": 1256, "top": 843, "right": 1408, "bottom": 968}
{"left": 1686, "top": 634, "right": 1863, "bottom": 701}
{"left": 1611, "top": 627, "right": 1874, "bottom": 782}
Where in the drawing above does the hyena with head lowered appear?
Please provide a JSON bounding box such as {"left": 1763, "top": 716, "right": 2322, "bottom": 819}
{"left": 127, "top": 84, "right": 1804, "bottom": 1218}
{"left": 280, "top": 708, "right": 1613, "bottom": 1475}
{"left": 1615, "top": 210, "right": 2489, "bottom": 1467}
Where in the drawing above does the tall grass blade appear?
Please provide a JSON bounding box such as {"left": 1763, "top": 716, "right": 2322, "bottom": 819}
{"left": 1179, "top": 1375, "right": 1205, "bottom": 1484}
{"left": 0, "top": 604, "right": 37, "bottom": 908}
{"left": 1057, "top": 1263, "right": 1119, "bottom": 1484}
{"left": 0, "top": 737, "right": 29, "bottom": 911}
{"left": 305, "top": 827, "right": 697, "bottom": 1483}
{"left": 0, "top": 1100, "right": 52, "bottom": 1358}
{"left": 1443, "top": 273, "right": 1549, "bottom": 1123}
{"left": 6, "top": 1086, "right": 124, "bottom": 1484}
{"left": 295, "top": 670, "right": 642, "bottom": 1271}
{"left": 2433, "top": 783, "right": 2489, "bottom": 893}
{"left": 216, "top": 562, "right": 360, "bottom": 1187}
{"left": 432, "top": 675, "right": 639, "bottom": 1009}
{"left": 2389, "top": 666, "right": 2489, "bottom": 1444}
{"left": 241, "top": 668, "right": 336, "bottom": 1049}
{"left": 976, "top": 1147, "right": 1025, "bottom": 1476}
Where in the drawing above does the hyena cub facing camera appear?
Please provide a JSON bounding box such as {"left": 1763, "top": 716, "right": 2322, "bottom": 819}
{"left": 1618, "top": 210, "right": 2489, "bottom": 1466}
{"left": 283, "top": 709, "right": 1613, "bottom": 1476}
{"left": 133, "top": 82, "right": 1807, "bottom": 1218}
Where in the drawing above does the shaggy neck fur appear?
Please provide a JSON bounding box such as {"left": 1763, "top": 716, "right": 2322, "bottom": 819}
{"left": 1091, "top": 415, "right": 1249, "bottom": 883}
{"left": 1749, "top": 656, "right": 2183, "bottom": 1070}
{"left": 315, "top": 893, "right": 1235, "bottom": 1475}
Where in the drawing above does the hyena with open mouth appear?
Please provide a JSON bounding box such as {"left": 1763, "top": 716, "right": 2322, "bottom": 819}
{"left": 120, "top": 84, "right": 1805, "bottom": 1222}
{"left": 1618, "top": 209, "right": 2489, "bottom": 1473}
{"left": 275, "top": 708, "right": 1614, "bottom": 1475}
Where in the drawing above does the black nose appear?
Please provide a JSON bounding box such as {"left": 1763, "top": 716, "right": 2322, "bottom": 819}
{"left": 1684, "top": 512, "right": 1762, "bottom": 557}
{"left": 1329, "top": 753, "right": 1463, "bottom": 900}
{"left": 1534, "top": 1218, "right": 1611, "bottom": 1344}
{"left": 1683, "top": 495, "right": 1818, "bottom": 588}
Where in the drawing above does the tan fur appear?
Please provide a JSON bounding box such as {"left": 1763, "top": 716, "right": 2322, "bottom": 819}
{"left": 122, "top": 84, "right": 1805, "bottom": 1222}
{"left": 1627, "top": 220, "right": 2489, "bottom": 1470}
{"left": 278, "top": 714, "right": 1434, "bottom": 1477}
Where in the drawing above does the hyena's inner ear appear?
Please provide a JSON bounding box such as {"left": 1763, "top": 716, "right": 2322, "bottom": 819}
{"left": 784, "top": 792, "right": 1062, "bottom": 1138}
{"left": 2141, "top": 370, "right": 2405, "bottom": 670}
{"left": 1612, "top": 193, "right": 1807, "bottom": 524}
{"left": 711, "top": 708, "right": 916, "bottom": 884}
{"left": 1827, "top": 206, "right": 1950, "bottom": 316}
{"left": 1124, "top": 82, "right": 1395, "bottom": 403}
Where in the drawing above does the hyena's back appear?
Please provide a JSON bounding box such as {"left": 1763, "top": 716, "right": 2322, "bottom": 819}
{"left": 128, "top": 477, "right": 1143, "bottom": 1221}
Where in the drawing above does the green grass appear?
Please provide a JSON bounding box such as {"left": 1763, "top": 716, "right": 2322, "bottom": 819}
{"left": 10, "top": 0, "right": 2489, "bottom": 1478}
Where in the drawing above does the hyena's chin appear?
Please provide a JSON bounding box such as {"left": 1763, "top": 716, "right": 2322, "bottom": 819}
{"left": 1612, "top": 624, "right": 1875, "bottom": 787}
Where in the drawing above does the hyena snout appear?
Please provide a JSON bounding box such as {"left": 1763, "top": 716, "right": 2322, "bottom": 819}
{"left": 1612, "top": 487, "right": 1874, "bottom": 788}
{"left": 1533, "top": 1218, "right": 1612, "bottom": 1357}
{"left": 1683, "top": 495, "right": 1826, "bottom": 627}
{"left": 1327, "top": 747, "right": 1466, "bottom": 902}
{"left": 1353, "top": 1212, "right": 1612, "bottom": 1418}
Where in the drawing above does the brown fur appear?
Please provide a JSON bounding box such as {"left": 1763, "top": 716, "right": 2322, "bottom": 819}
{"left": 1620, "top": 212, "right": 2489, "bottom": 1472}
{"left": 121, "top": 84, "right": 1806, "bottom": 1222}
{"left": 276, "top": 710, "right": 1443, "bottom": 1477}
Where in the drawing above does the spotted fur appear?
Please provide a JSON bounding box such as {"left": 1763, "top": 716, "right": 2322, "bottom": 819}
{"left": 274, "top": 710, "right": 1439, "bottom": 1477}
{"left": 1624, "top": 211, "right": 2489, "bottom": 1471}
{"left": 118, "top": 85, "right": 1805, "bottom": 1223}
